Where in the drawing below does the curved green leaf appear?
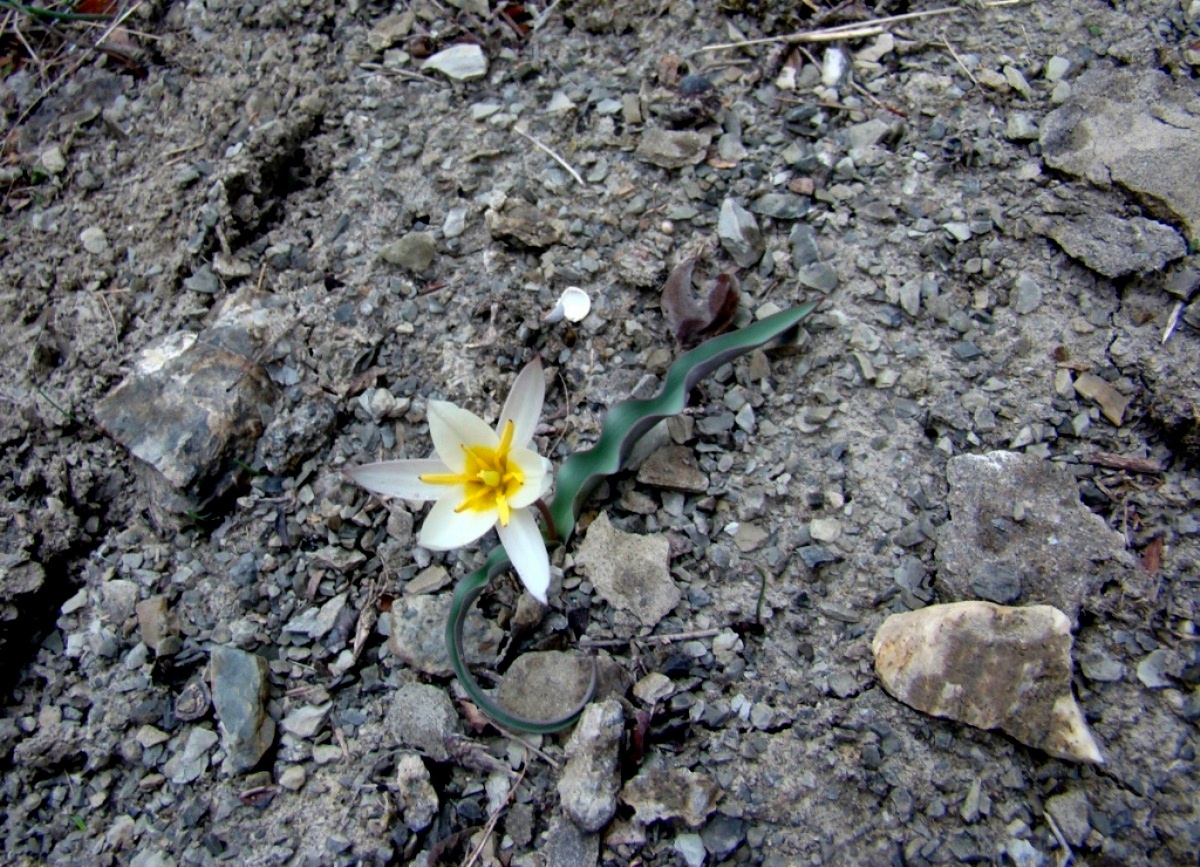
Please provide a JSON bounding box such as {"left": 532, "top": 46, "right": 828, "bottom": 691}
{"left": 447, "top": 301, "right": 821, "bottom": 732}
{"left": 548, "top": 300, "right": 822, "bottom": 540}
{"left": 445, "top": 547, "right": 597, "bottom": 733}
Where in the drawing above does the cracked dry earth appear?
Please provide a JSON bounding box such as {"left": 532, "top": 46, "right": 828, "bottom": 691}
{"left": 2, "top": 0, "right": 1199, "bottom": 865}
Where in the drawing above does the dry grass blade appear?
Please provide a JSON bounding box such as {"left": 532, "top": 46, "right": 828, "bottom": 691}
{"left": 693, "top": 6, "right": 962, "bottom": 54}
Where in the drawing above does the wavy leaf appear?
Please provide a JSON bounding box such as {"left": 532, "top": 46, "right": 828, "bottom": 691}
{"left": 447, "top": 300, "right": 822, "bottom": 732}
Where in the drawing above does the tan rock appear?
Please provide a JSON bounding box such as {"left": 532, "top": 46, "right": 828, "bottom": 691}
{"left": 872, "top": 601, "right": 1103, "bottom": 764}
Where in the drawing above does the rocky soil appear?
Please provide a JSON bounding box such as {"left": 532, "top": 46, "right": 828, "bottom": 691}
{"left": 1, "top": 0, "right": 1198, "bottom": 864}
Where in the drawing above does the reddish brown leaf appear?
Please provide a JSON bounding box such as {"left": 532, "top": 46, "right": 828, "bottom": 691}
{"left": 1141, "top": 536, "right": 1163, "bottom": 575}
{"left": 660, "top": 257, "right": 741, "bottom": 346}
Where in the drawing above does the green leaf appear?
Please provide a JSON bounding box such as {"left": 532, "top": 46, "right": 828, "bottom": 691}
{"left": 447, "top": 301, "right": 821, "bottom": 732}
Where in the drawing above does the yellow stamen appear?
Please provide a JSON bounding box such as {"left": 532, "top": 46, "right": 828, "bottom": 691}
{"left": 424, "top": 419, "right": 527, "bottom": 520}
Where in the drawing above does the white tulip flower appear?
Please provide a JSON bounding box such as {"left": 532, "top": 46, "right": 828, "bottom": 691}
{"left": 345, "top": 359, "right": 553, "bottom": 602}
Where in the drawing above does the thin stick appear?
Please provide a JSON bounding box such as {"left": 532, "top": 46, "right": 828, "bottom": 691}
{"left": 531, "top": 0, "right": 563, "bottom": 31}
{"left": 579, "top": 626, "right": 724, "bottom": 648}
{"left": 1045, "top": 809, "right": 1074, "bottom": 867}
{"left": 463, "top": 765, "right": 527, "bottom": 867}
{"left": 693, "top": 7, "right": 961, "bottom": 54}
{"left": 495, "top": 726, "right": 561, "bottom": 769}
{"left": 941, "top": 33, "right": 978, "bottom": 86}
{"left": 11, "top": 20, "right": 46, "bottom": 84}
{"left": 513, "top": 127, "right": 586, "bottom": 186}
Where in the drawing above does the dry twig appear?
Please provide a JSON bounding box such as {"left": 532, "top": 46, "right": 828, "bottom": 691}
{"left": 693, "top": 7, "right": 962, "bottom": 54}
{"left": 513, "top": 126, "right": 586, "bottom": 186}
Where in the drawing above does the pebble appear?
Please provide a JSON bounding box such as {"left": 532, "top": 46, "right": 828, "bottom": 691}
{"left": 750, "top": 193, "right": 810, "bottom": 220}
{"left": 1003, "top": 65, "right": 1033, "bottom": 98}
{"left": 797, "top": 262, "right": 839, "bottom": 292}
{"left": 1045, "top": 789, "right": 1091, "bottom": 847}
{"left": 1011, "top": 274, "right": 1043, "bottom": 313}
{"left": 544, "top": 815, "right": 599, "bottom": 867}
{"left": 442, "top": 207, "right": 467, "bottom": 239}
{"left": 558, "top": 699, "right": 623, "bottom": 832}
{"left": 621, "top": 766, "right": 720, "bottom": 827}
{"left": 170, "top": 727, "right": 219, "bottom": 784}
{"left": 386, "top": 683, "right": 460, "bottom": 762}
{"left": 1005, "top": 114, "right": 1039, "bottom": 142}
{"left": 633, "top": 672, "right": 674, "bottom": 704}
{"left": 1045, "top": 56, "right": 1070, "bottom": 81}
{"left": 277, "top": 765, "right": 306, "bottom": 791}
{"left": 366, "top": 11, "right": 413, "bottom": 51}
{"left": 873, "top": 601, "right": 1104, "bottom": 763}
{"left": 421, "top": 43, "right": 487, "bottom": 80}
{"left": 280, "top": 703, "right": 331, "bottom": 739}
{"left": 1072, "top": 372, "right": 1130, "bottom": 426}
{"left": 80, "top": 226, "right": 109, "bottom": 254}
{"left": 40, "top": 146, "right": 67, "bottom": 174}
{"left": 674, "top": 832, "right": 707, "bottom": 867}
{"left": 809, "top": 518, "right": 841, "bottom": 542}
{"left": 576, "top": 513, "right": 679, "bottom": 627}
{"left": 1136, "top": 648, "right": 1181, "bottom": 688}
{"left": 717, "top": 198, "right": 765, "bottom": 267}
{"left": 636, "top": 129, "right": 712, "bottom": 169}
{"left": 379, "top": 232, "right": 436, "bottom": 272}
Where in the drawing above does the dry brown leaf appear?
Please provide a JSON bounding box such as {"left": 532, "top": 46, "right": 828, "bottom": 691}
{"left": 1140, "top": 536, "right": 1163, "bottom": 575}
{"left": 660, "top": 256, "right": 741, "bottom": 346}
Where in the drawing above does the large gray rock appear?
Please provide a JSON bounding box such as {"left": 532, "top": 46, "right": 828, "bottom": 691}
{"left": 94, "top": 289, "right": 280, "bottom": 517}
{"left": 495, "top": 650, "right": 593, "bottom": 722}
{"left": 1040, "top": 66, "right": 1200, "bottom": 244}
{"left": 1039, "top": 212, "right": 1185, "bottom": 279}
{"left": 872, "top": 601, "right": 1103, "bottom": 764}
{"left": 210, "top": 646, "right": 274, "bottom": 775}
{"left": 636, "top": 129, "right": 711, "bottom": 169}
{"left": 575, "top": 513, "right": 679, "bottom": 627}
{"left": 937, "top": 451, "right": 1129, "bottom": 624}
{"left": 558, "top": 699, "right": 624, "bottom": 832}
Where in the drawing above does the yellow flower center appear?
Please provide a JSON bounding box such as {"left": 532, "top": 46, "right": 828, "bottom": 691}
{"left": 419, "top": 420, "right": 525, "bottom": 525}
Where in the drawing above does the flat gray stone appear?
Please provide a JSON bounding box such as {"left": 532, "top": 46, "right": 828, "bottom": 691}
{"left": 388, "top": 593, "right": 502, "bottom": 677}
{"left": 717, "top": 198, "right": 764, "bottom": 267}
{"left": 937, "top": 451, "right": 1129, "bottom": 625}
{"left": 421, "top": 43, "right": 487, "bottom": 80}
{"left": 1041, "top": 66, "right": 1200, "bottom": 243}
{"left": 210, "top": 646, "right": 274, "bottom": 775}
{"left": 872, "top": 602, "right": 1103, "bottom": 764}
{"left": 1045, "top": 789, "right": 1091, "bottom": 847}
{"left": 636, "top": 445, "right": 708, "bottom": 494}
{"left": 636, "top": 129, "right": 711, "bottom": 169}
{"left": 1040, "top": 213, "right": 1185, "bottom": 279}
{"left": 575, "top": 513, "right": 679, "bottom": 627}
{"left": 544, "top": 814, "right": 599, "bottom": 867}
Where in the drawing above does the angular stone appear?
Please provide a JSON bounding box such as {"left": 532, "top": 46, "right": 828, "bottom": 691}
{"left": 576, "top": 513, "right": 679, "bottom": 627}
{"left": 366, "top": 11, "right": 414, "bottom": 52}
{"left": 421, "top": 43, "right": 487, "bottom": 81}
{"left": 1045, "top": 789, "right": 1091, "bottom": 847}
{"left": 387, "top": 682, "right": 460, "bottom": 762}
{"left": 210, "top": 646, "right": 274, "bottom": 775}
{"left": 872, "top": 601, "right": 1103, "bottom": 763}
{"left": 717, "top": 198, "right": 764, "bottom": 268}
{"left": 280, "top": 703, "right": 331, "bottom": 739}
{"left": 1039, "top": 213, "right": 1185, "bottom": 279}
{"left": 636, "top": 129, "right": 711, "bottom": 169}
{"left": 395, "top": 752, "right": 438, "bottom": 832}
{"left": 749, "top": 193, "right": 810, "bottom": 220}
{"left": 135, "top": 596, "right": 172, "bottom": 652}
{"left": 1072, "top": 373, "right": 1131, "bottom": 426}
{"left": 93, "top": 289, "right": 278, "bottom": 515}
{"left": 1041, "top": 67, "right": 1200, "bottom": 242}
{"left": 636, "top": 445, "right": 708, "bottom": 494}
{"left": 485, "top": 200, "right": 565, "bottom": 250}
{"left": 544, "top": 815, "right": 599, "bottom": 867}
{"left": 496, "top": 650, "right": 593, "bottom": 722}
{"left": 388, "top": 593, "right": 501, "bottom": 677}
{"left": 379, "top": 231, "right": 436, "bottom": 272}
{"left": 558, "top": 699, "right": 623, "bottom": 832}
{"left": 621, "top": 765, "right": 720, "bottom": 827}
{"left": 937, "top": 451, "right": 1129, "bottom": 625}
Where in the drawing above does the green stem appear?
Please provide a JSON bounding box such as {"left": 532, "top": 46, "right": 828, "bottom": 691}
{"left": 446, "top": 301, "right": 822, "bottom": 732}
{"left": 0, "top": 1, "right": 115, "bottom": 22}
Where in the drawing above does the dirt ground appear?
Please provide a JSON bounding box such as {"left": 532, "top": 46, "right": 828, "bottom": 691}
{"left": 1, "top": 0, "right": 1198, "bottom": 864}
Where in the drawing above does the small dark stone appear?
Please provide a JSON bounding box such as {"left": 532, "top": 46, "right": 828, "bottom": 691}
{"left": 970, "top": 563, "right": 1023, "bottom": 604}
{"left": 951, "top": 341, "right": 983, "bottom": 360}
{"left": 797, "top": 546, "right": 836, "bottom": 568}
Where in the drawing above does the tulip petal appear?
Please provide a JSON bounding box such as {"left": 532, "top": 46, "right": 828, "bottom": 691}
{"left": 428, "top": 401, "right": 498, "bottom": 472}
{"left": 497, "top": 508, "right": 550, "bottom": 604}
{"left": 418, "top": 495, "right": 497, "bottom": 550}
{"left": 344, "top": 460, "right": 450, "bottom": 502}
{"left": 507, "top": 446, "right": 551, "bottom": 509}
{"left": 499, "top": 358, "right": 545, "bottom": 448}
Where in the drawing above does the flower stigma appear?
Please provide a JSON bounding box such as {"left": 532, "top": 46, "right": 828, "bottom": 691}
{"left": 419, "top": 420, "right": 526, "bottom": 525}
